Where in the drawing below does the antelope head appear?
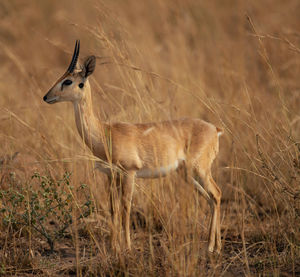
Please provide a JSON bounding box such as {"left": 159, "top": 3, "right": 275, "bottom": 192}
{"left": 43, "top": 40, "right": 96, "bottom": 104}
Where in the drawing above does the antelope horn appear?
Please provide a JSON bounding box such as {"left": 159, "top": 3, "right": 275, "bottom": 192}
{"left": 67, "top": 40, "right": 80, "bottom": 73}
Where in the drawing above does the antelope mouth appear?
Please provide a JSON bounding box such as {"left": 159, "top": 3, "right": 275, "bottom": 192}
{"left": 43, "top": 95, "right": 59, "bottom": 104}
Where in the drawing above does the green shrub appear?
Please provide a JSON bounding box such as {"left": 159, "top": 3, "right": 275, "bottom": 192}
{"left": 0, "top": 172, "right": 94, "bottom": 252}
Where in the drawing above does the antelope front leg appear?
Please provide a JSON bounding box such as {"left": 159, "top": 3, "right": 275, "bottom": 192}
{"left": 108, "top": 174, "right": 121, "bottom": 250}
{"left": 121, "top": 171, "right": 136, "bottom": 250}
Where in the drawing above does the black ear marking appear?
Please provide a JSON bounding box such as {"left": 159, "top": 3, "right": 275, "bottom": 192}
{"left": 83, "top": 56, "right": 96, "bottom": 77}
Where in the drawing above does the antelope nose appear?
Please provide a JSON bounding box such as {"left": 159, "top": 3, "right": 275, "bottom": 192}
{"left": 43, "top": 95, "right": 47, "bottom": 101}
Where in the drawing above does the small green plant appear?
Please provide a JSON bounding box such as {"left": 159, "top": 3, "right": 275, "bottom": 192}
{"left": 0, "top": 172, "right": 94, "bottom": 253}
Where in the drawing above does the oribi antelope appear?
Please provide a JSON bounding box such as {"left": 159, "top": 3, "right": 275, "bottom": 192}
{"left": 43, "top": 40, "right": 223, "bottom": 253}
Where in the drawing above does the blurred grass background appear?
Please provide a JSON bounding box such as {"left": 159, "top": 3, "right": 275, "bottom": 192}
{"left": 0, "top": 0, "right": 299, "bottom": 275}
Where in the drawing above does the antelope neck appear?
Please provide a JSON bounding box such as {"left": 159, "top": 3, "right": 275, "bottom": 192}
{"left": 73, "top": 94, "right": 104, "bottom": 154}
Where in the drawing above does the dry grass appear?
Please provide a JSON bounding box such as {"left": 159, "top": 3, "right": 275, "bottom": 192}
{"left": 0, "top": 0, "right": 299, "bottom": 275}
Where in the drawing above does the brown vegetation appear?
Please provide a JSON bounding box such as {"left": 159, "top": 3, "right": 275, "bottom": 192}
{"left": 0, "top": 0, "right": 299, "bottom": 275}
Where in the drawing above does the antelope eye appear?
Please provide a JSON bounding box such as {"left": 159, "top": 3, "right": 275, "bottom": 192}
{"left": 62, "top": 79, "right": 73, "bottom": 86}
{"left": 78, "top": 83, "right": 84, "bottom": 88}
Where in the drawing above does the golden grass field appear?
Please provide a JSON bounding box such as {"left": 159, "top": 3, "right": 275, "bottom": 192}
{"left": 0, "top": 0, "right": 299, "bottom": 275}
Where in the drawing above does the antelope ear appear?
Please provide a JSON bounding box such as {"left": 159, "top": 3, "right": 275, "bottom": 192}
{"left": 83, "top": 56, "right": 96, "bottom": 77}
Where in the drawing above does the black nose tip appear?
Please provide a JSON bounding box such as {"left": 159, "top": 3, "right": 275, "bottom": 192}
{"left": 43, "top": 95, "right": 47, "bottom": 101}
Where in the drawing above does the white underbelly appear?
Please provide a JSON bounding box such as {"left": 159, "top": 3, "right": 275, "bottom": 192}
{"left": 136, "top": 160, "right": 183, "bottom": 178}
{"left": 95, "top": 159, "right": 184, "bottom": 179}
